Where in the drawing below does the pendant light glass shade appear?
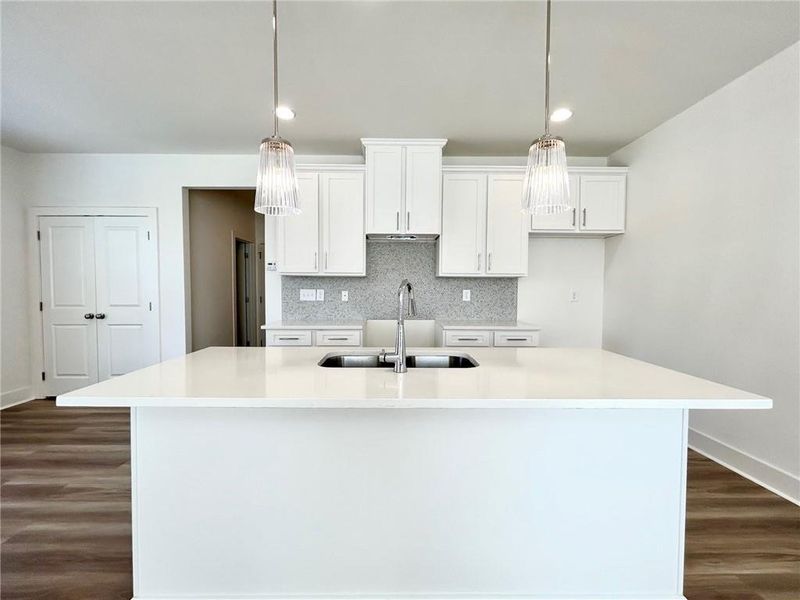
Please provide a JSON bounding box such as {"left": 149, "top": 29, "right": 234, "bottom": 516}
{"left": 522, "top": 0, "right": 573, "bottom": 215}
{"left": 255, "top": 0, "right": 301, "bottom": 216}
{"left": 255, "top": 136, "right": 300, "bottom": 215}
{"left": 522, "top": 134, "right": 570, "bottom": 215}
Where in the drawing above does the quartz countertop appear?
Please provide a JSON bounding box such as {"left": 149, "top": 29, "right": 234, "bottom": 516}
{"left": 436, "top": 320, "right": 540, "bottom": 330}
{"left": 262, "top": 320, "right": 365, "bottom": 330}
{"left": 57, "top": 347, "right": 771, "bottom": 410}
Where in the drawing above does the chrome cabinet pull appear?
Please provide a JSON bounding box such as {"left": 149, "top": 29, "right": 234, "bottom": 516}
{"left": 582, "top": 208, "right": 587, "bottom": 227}
{"left": 476, "top": 252, "right": 481, "bottom": 271}
{"left": 95, "top": 313, "right": 106, "bottom": 320}
{"left": 314, "top": 252, "right": 318, "bottom": 270}
{"left": 326, "top": 337, "right": 349, "bottom": 341}
{"left": 325, "top": 251, "right": 328, "bottom": 270}
{"left": 488, "top": 252, "right": 492, "bottom": 271}
{"left": 406, "top": 211, "right": 410, "bottom": 230}
{"left": 457, "top": 337, "right": 479, "bottom": 341}
{"left": 278, "top": 336, "right": 300, "bottom": 341}
{"left": 572, "top": 208, "right": 576, "bottom": 227}
{"left": 396, "top": 211, "right": 400, "bottom": 231}
{"left": 505, "top": 337, "right": 528, "bottom": 342}
{"left": 84, "top": 313, "right": 95, "bottom": 319}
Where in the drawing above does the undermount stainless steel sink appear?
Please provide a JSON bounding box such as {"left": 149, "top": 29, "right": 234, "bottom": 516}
{"left": 318, "top": 352, "right": 478, "bottom": 369}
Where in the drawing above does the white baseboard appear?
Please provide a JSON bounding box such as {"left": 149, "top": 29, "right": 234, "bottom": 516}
{"left": 689, "top": 427, "right": 800, "bottom": 506}
{"left": 0, "top": 386, "right": 35, "bottom": 410}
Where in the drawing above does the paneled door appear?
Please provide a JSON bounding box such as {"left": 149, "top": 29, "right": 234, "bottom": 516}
{"left": 486, "top": 174, "right": 528, "bottom": 276}
{"left": 438, "top": 173, "right": 487, "bottom": 275}
{"left": 277, "top": 173, "right": 320, "bottom": 274}
{"left": 39, "top": 215, "right": 159, "bottom": 394}
{"left": 321, "top": 172, "right": 365, "bottom": 275}
{"left": 39, "top": 217, "right": 99, "bottom": 394}
{"left": 93, "top": 217, "right": 159, "bottom": 381}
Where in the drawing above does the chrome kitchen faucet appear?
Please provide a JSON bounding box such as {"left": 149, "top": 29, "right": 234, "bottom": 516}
{"left": 379, "top": 279, "right": 416, "bottom": 373}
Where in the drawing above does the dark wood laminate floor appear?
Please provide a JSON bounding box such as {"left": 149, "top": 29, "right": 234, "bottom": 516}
{"left": 1, "top": 400, "right": 798, "bottom": 600}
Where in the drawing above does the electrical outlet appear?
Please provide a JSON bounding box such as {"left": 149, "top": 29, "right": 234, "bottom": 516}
{"left": 299, "top": 289, "right": 316, "bottom": 302}
{"left": 570, "top": 290, "right": 579, "bottom": 303}
{"left": 341, "top": 291, "right": 349, "bottom": 302}
{"left": 462, "top": 289, "right": 471, "bottom": 302}
{"left": 316, "top": 289, "right": 325, "bottom": 302}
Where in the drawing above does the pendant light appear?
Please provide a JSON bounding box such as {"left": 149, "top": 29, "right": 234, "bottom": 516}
{"left": 255, "top": 0, "right": 301, "bottom": 215}
{"left": 522, "top": 0, "right": 571, "bottom": 215}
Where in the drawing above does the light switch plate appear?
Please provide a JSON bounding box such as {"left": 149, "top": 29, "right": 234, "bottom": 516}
{"left": 300, "top": 289, "right": 316, "bottom": 302}
{"left": 316, "top": 289, "right": 325, "bottom": 302}
{"left": 462, "top": 290, "right": 471, "bottom": 302}
{"left": 341, "top": 291, "right": 349, "bottom": 302}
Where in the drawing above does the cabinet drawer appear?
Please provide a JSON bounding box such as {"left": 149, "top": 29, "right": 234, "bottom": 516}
{"left": 494, "top": 331, "right": 540, "bottom": 347}
{"left": 266, "top": 330, "right": 313, "bottom": 346}
{"left": 443, "top": 330, "right": 492, "bottom": 347}
{"left": 315, "top": 330, "right": 362, "bottom": 346}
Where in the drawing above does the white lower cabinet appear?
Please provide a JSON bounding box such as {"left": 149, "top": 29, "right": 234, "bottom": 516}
{"left": 277, "top": 170, "right": 365, "bottom": 276}
{"left": 438, "top": 171, "right": 528, "bottom": 277}
{"left": 265, "top": 327, "right": 362, "bottom": 347}
{"left": 436, "top": 323, "right": 541, "bottom": 348}
{"left": 530, "top": 168, "right": 627, "bottom": 235}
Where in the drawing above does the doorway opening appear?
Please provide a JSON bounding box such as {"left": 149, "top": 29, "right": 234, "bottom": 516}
{"left": 186, "top": 189, "right": 265, "bottom": 351}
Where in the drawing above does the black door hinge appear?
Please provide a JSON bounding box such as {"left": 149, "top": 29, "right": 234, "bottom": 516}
{"left": 41, "top": 371, "right": 46, "bottom": 381}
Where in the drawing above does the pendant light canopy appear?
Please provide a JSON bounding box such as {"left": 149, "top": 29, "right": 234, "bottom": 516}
{"left": 522, "top": 0, "right": 571, "bottom": 215}
{"left": 255, "top": 0, "right": 301, "bottom": 216}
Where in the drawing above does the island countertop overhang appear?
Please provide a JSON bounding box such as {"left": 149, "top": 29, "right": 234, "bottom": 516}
{"left": 56, "top": 347, "right": 772, "bottom": 410}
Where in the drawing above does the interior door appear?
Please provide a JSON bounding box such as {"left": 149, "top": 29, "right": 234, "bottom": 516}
{"left": 39, "top": 216, "right": 99, "bottom": 394}
{"left": 531, "top": 173, "right": 579, "bottom": 232}
{"left": 277, "top": 173, "right": 319, "bottom": 273}
{"left": 487, "top": 174, "right": 529, "bottom": 276}
{"left": 404, "top": 145, "right": 441, "bottom": 234}
{"left": 94, "top": 217, "right": 160, "bottom": 380}
{"left": 438, "top": 173, "right": 486, "bottom": 275}
{"left": 321, "top": 172, "right": 365, "bottom": 274}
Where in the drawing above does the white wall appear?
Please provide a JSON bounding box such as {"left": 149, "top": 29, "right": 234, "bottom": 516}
{"left": 1, "top": 146, "right": 34, "bottom": 407}
{"left": 517, "top": 237, "right": 605, "bottom": 347}
{"left": 605, "top": 43, "right": 800, "bottom": 502}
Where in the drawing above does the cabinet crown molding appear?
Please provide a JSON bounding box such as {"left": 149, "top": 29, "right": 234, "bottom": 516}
{"left": 361, "top": 138, "right": 448, "bottom": 150}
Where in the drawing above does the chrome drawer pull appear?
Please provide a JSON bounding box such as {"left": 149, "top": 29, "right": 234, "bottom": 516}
{"left": 278, "top": 336, "right": 300, "bottom": 341}
{"left": 326, "top": 337, "right": 349, "bottom": 341}
{"left": 505, "top": 337, "right": 528, "bottom": 341}
{"left": 457, "top": 337, "right": 480, "bottom": 341}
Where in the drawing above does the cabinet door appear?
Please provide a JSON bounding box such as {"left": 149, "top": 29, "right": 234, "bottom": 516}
{"left": 487, "top": 174, "right": 529, "bottom": 276}
{"left": 321, "top": 172, "right": 365, "bottom": 275}
{"left": 277, "top": 173, "right": 319, "bottom": 273}
{"left": 404, "top": 145, "right": 441, "bottom": 234}
{"left": 579, "top": 175, "right": 626, "bottom": 232}
{"left": 530, "top": 173, "right": 579, "bottom": 232}
{"left": 39, "top": 216, "right": 99, "bottom": 394}
{"left": 438, "top": 173, "right": 486, "bottom": 276}
{"left": 365, "top": 145, "right": 403, "bottom": 234}
{"left": 94, "top": 217, "right": 159, "bottom": 380}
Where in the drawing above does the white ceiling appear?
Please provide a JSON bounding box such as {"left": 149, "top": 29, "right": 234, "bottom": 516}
{"left": 2, "top": 1, "right": 798, "bottom": 156}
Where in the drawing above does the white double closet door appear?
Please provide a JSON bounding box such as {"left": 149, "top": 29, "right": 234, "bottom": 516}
{"left": 39, "top": 216, "right": 159, "bottom": 395}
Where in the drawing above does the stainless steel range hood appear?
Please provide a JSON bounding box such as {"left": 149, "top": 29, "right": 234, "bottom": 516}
{"left": 366, "top": 233, "right": 439, "bottom": 242}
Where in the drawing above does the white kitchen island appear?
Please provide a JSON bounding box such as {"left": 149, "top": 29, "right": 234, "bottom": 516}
{"left": 58, "top": 347, "right": 770, "bottom": 600}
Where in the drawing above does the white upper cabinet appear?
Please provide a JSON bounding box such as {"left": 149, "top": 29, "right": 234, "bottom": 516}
{"left": 321, "top": 172, "right": 365, "bottom": 275}
{"left": 438, "top": 171, "right": 528, "bottom": 277}
{"left": 530, "top": 173, "right": 580, "bottom": 232}
{"left": 404, "top": 145, "right": 442, "bottom": 235}
{"left": 579, "top": 174, "right": 626, "bottom": 232}
{"left": 364, "top": 144, "right": 403, "bottom": 233}
{"left": 277, "top": 173, "right": 320, "bottom": 274}
{"left": 486, "top": 174, "right": 528, "bottom": 276}
{"left": 362, "top": 138, "right": 447, "bottom": 235}
{"left": 278, "top": 169, "right": 365, "bottom": 276}
{"left": 439, "top": 173, "right": 486, "bottom": 275}
{"left": 530, "top": 168, "right": 627, "bottom": 235}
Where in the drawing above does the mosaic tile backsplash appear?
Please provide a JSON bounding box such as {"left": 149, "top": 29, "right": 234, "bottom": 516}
{"left": 281, "top": 241, "right": 517, "bottom": 321}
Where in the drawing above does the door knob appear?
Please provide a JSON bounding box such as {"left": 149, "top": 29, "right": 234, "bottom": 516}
{"left": 95, "top": 313, "right": 106, "bottom": 320}
{"left": 84, "top": 313, "right": 95, "bottom": 319}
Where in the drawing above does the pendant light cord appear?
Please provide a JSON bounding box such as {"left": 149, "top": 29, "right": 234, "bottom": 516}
{"left": 544, "top": 0, "right": 552, "bottom": 136}
{"left": 272, "top": 0, "right": 279, "bottom": 137}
